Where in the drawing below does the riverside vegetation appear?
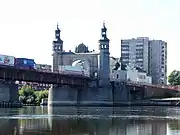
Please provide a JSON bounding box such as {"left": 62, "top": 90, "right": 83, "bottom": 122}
{"left": 18, "top": 85, "right": 48, "bottom": 105}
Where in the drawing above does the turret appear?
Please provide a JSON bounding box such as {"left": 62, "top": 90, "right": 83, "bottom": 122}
{"left": 52, "top": 23, "right": 63, "bottom": 53}
{"left": 98, "top": 22, "right": 110, "bottom": 86}
{"left": 52, "top": 23, "right": 64, "bottom": 72}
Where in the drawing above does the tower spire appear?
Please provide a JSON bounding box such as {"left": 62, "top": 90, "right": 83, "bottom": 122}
{"left": 57, "top": 22, "right": 60, "bottom": 31}
{"left": 98, "top": 22, "right": 110, "bottom": 86}
{"left": 103, "top": 20, "right": 105, "bottom": 28}
{"left": 100, "top": 21, "right": 109, "bottom": 41}
{"left": 55, "top": 22, "right": 61, "bottom": 40}
{"left": 53, "top": 23, "right": 63, "bottom": 53}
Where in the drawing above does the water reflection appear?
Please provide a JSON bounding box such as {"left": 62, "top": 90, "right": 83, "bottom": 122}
{"left": 0, "top": 106, "right": 180, "bottom": 135}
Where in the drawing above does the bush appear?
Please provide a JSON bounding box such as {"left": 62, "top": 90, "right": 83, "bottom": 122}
{"left": 18, "top": 85, "right": 48, "bottom": 105}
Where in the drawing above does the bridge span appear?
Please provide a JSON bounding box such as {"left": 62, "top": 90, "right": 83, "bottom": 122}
{"left": 0, "top": 65, "right": 89, "bottom": 105}
{"left": 0, "top": 66, "right": 89, "bottom": 86}
{"left": 0, "top": 65, "right": 179, "bottom": 107}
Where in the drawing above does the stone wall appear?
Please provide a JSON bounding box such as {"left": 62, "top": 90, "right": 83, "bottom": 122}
{"left": 0, "top": 81, "right": 18, "bottom": 102}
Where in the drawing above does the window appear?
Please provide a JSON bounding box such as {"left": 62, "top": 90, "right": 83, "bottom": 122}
{"left": 136, "top": 58, "right": 143, "bottom": 61}
{"left": 117, "top": 74, "right": 119, "bottom": 79}
{"left": 122, "top": 59, "right": 129, "bottom": 61}
{"left": 122, "top": 51, "right": 129, "bottom": 54}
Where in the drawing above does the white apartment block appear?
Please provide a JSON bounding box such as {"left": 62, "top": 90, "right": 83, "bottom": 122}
{"left": 121, "top": 37, "right": 167, "bottom": 85}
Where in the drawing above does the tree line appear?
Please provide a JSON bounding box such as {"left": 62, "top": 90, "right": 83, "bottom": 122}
{"left": 18, "top": 85, "right": 48, "bottom": 105}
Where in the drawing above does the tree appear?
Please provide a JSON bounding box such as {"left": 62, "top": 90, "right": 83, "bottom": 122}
{"left": 168, "top": 70, "right": 180, "bottom": 85}
{"left": 19, "top": 85, "right": 36, "bottom": 104}
{"left": 34, "top": 90, "right": 48, "bottom": 105}
{"left": 18, "top": 85, "right": 49, "bottom": 105}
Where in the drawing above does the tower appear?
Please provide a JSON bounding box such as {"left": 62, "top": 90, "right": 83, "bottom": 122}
{"left": 98, "top": 22, "right": 110, "bottom": 86}
{"left": 52, "top": 23, "right": 64, "bottom": 72}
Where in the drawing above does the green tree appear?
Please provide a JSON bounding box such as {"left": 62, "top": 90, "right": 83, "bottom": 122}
{"left": 34, "top": 90, "right": 48, "bottom": 105}
{"left": 19, "top": 85, "right": 36, "bottom": 104}
{"left": 18, "top": 85, "right": 49, "bottom": 105}
{"left": 168, "top": 70, "right": 180, "bottom": 85}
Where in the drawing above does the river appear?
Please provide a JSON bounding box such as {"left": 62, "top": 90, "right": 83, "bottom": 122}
{"left": 0, "top": 106, "right": 180, "bottom": 135}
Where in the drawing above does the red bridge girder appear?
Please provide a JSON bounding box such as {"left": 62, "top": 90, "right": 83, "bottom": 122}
{"left": 126, "top": 81, "right": 180, "bottom": 92}
{"left": 0, "top": 66, "right": 89, "bottom": 87}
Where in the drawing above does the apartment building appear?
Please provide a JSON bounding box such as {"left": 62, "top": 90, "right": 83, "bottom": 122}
{"left": 121, "top": 37, "right": 149, "bottom": 72}
{"left": 148, "top": 40, "right": 167, "bottom": 84}
{"left": 121, "top": 37, "right": 167, "bottom": 84}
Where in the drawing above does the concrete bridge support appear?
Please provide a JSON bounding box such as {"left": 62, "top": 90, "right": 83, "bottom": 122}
{"left": 48, "top": 84, "right": 114, "bottom": 106}
{"left": 48, "top": 85, "right": 79, "bottom": 106}
{"left": 0, "top": 81, "right": 18, "bottom": 102}
{"left": 48, "top": 82, "right": 132, "bottom": 107}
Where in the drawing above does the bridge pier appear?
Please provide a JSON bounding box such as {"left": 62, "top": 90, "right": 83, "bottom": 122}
{"left": 48, "top": 82, "right": 134, "bottom": 107}
{"left": 0, "top": 81, "right": 18, "bottom": 102}
{"left": 48, "top": 85, "right": 79, "bottom": 106}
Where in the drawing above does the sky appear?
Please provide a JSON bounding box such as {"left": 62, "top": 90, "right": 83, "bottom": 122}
{"left": 0, "top": 0, "right": 179, "bottom": 75}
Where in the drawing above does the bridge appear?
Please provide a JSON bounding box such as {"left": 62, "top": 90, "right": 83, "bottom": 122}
{"left": 0, "top": 65, "right": 179, "bottom": 107}
{"left": 0, "top": 66, "right": 89, "bottom": 87}
{"left": 0, "top": 65, "right": 90, "bottom": 105}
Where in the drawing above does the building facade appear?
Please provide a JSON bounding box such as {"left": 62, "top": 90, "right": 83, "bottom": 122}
{"left": 121, "top": 37, "right": 167, "bottom": 85}
{"left": 52, "top": 25, "right": 99, "bottom": 78}
{"left": 121, "top": 37, "right": 149, "bottom": 72}
{"left": 148, "top": 40, "right": 167, "bottom": 84}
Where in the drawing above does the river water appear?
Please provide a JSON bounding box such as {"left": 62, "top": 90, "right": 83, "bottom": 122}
{"left": 0, "top": 106, "right": 180, "bottom": 135}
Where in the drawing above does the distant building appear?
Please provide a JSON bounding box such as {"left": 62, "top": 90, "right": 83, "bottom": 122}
{"left": 36, "top": 64, "right": 52, "bottom": 72}
{"left": 148, "top": 40, "right": 167, "bottom": 84}
{"left": 121, "top": 37, "right": 167, "bottom": 85}
{"left": 121, "top": 37, "right": 149, "bottom": 72}
{"left": 52, "top": 23, "right": 112, "bottom": 82}
{"left": 52, "top": 24, "right": 99, "bottom": 78}
{"left": 75, "top": 43, "right": 89, "bottom": 53}
{"left": 110, "top": 65, "right": 152, "bottom": 84}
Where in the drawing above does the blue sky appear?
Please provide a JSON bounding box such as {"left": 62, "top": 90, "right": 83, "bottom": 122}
{"left": 0, "top": 0, "right": 179, "bottom": 75}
